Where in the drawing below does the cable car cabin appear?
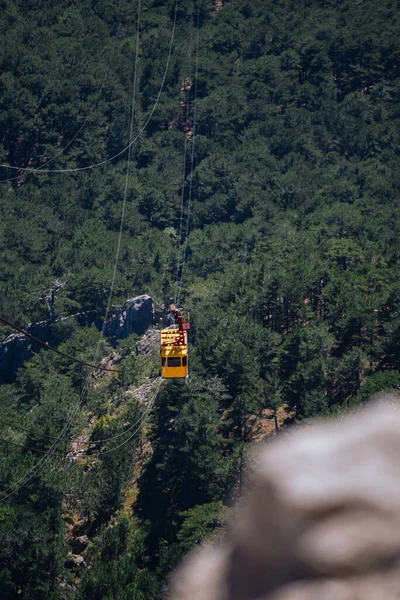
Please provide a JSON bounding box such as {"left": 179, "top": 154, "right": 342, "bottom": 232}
{"left": 160, "top": 328, "right": 188, "bottom": 378}
{"left": 160, "top": 305, "right": 190, "bottom": 379}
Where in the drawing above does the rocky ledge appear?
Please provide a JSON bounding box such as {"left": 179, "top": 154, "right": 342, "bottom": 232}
{"left": 0, "top": 295, "right": 153, "bottom": 384}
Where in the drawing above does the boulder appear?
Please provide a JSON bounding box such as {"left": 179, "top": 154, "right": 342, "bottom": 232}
{"left": 103, "top": 295, "right": 154, "bottom": 339}
{"left": 0, "top": 321, "right": 50, "bottom": 383}
{"left": 170, "top": 396, "right": 400, "bottom": 600}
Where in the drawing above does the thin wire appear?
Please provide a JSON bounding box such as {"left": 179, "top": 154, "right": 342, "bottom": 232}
{"left": 0, "top": 377, "right": 156, "bottom": 454}
{"left": 0, "top": 378, "right": 89, "bottom": 502}
{"left": 0, "top": 435, "right": 67, "bottom": 456}
{"left": 0, "top": 316, "right": 122, "bottom": 373}
{"left": 0, "top": 377, "right": 160, "bottom": 466}
{"left": 0, "top": 416, "right": 65, "bottom": 440}
{"left": 0, "top": 334, "right": 103, "bottom": 500}
{"left": 107, "top": 0, "right": 141, "bottom": 319}
{"left": 0, "top": 6, "right": 127, "bottom": 186}
{"left": 0, "top": 1, "right": 179, "bottom": 178}
{"left": 175, "top": 17, "right": 194, "bottom": 302}
{"left": 100, "top": 379, "right": 161, "bottom": 456}
{"left": 0, "top": 352, "right": 157, "bottom": 445}
{"left": 94, "top": 379, "right": 161, "bottom": 445}
{"left": 100, "top": 397, "right": 154, "bottom": 456}
{"left": 90, "top": 386, "right": 161, "bottom": 445}
{"left": 177, "top": 4, "right": 200, "bottom": 306}
{"left": 33, "top": 8, "right": 126, "bottom": 171}
{"left": 0, "top": 390, "right": 150, "bottom": 450}
{"left": 0, "top": 1, "right": 149, "bottom": 503}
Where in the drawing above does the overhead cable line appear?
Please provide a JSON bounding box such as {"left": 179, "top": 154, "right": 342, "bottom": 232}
{"left": 0, "top": 416, "right": 64, "bottom": 440}
{"left": 100, "top": 379, "right": 162, "bottom": 455}
{"left": 0, "top": 0, "right": 179, "bottom": 501}
{"left": 0, "top": 2, "right": 127, "bottom": 186}
{"left": 0, "top": 435, "right": 67, "bottom": 457}
{"left": 176, "top": 3, "right": 200, "bottom": 307}
{"left": 175, "top": 13, "right": 194, "bottom": 302}
{"left": 0, "top": 316, "right": 122, "bottom": 373}
{"left": 0, "top": 352, "right": 157, "bottom": 445}
{"left": 0, "top": 375, "right": 161, "bottom": 468}
{"left": 33, "top": 6, "right": 126, "bottom": 171}
{"left": 0, "top": 1, "right": 178, "bottom": 178}
{"left": 107, "top": 0, "right": 142, "bottom": 326}
{"left": 0, "top": 0, "right": 152, "bottom": 503}
{"left": 0, "top": 413, "right": 93, "bottom": 444}
{"left": 0, "top": 378, "right": 156, "bottom": 454}
{"left": 91, "top": 380, "right": 160, "bottom": 446}
{"left": 0, "top": 378, "right": 159, "bottom": 462}
{"left": 0, "top": 365, "right": 94, "bottom": 502}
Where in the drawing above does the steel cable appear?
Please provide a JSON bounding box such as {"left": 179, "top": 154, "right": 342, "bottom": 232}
{"left": 0, "top": 316, "right": 121, "bottom": 373}
{"left": 99, "top": 379, "right": 162, "bottom": 456}
{"left": 176, "top": 3, "right": 200, "bottom": 307}
{"left": 175, "top": 14, "right": 194, "bottom": 302}
{"left": 0, "top": 0, "right": 153, "bottom": 502}
{"left": 0, "top": 1, "right": 179, "bottom": 178}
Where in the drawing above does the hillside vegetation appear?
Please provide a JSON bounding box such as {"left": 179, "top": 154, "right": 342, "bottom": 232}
{"left": 1, "top": 0, "right": 400, "bottom": 598}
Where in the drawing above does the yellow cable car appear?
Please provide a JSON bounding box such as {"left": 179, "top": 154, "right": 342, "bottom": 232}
{"left": 160, "top": 307, "right": 190, "bottom": 379}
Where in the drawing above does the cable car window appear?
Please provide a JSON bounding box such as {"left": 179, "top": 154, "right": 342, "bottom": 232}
{"left": 182, "top": 357, "right": 187, "bottom": 367}
{"left": 167, "top": 357, "right": 181, "bottom": 367}
{"left": 161, "top": 357, "right": 166, "bottom": 366}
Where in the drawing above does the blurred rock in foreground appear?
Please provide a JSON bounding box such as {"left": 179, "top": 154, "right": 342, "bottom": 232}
{"left": 170, "top": 396, "right": 400, "bottom": 600}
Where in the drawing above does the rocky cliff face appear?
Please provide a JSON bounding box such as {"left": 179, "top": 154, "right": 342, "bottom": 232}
{"left": 0, "top": 295, "right": 153, "bottom": 384}
{"left": 103, "top": 295, "right": 154, "bottom": 339}
{"left": 0, "top": 321, "right": 52, "bottom": 384}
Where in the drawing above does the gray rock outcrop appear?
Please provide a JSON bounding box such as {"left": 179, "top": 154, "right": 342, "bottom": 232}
{"left": 103, "top": 294, "right": 153, "bottom": 339}
{"left": 0, "top": 321, "right": 51, "bottom": 383}
{"left": 0, "top": 295, "right": 153, "bottom": 383}
{"left": 171, "top": 396, "right": 400, "bottom": 600}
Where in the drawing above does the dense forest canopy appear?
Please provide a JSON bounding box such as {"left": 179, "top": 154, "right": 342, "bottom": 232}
{"left": 1, "top": 0, "right": 400, "bottom": 597}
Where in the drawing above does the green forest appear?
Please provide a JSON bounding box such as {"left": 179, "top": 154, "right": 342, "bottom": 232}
{"left": 1, "top": 0, "right": 400, "bottom": 597}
